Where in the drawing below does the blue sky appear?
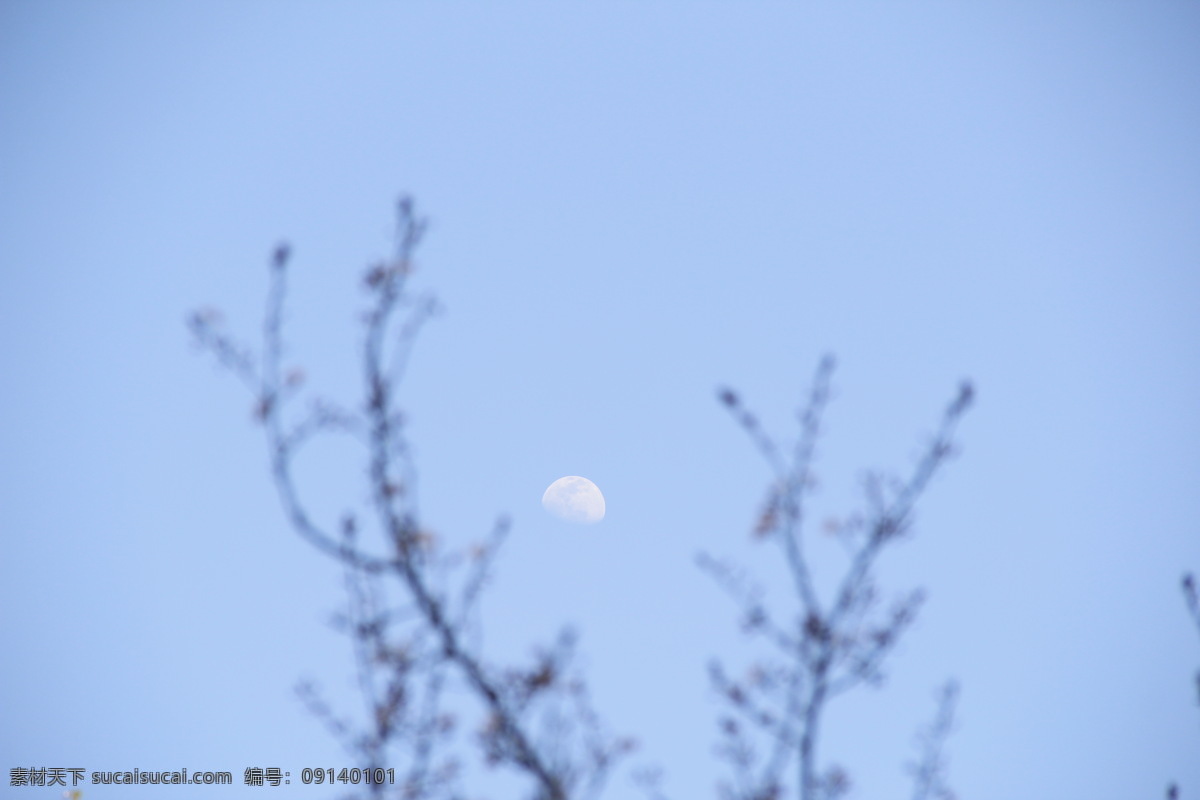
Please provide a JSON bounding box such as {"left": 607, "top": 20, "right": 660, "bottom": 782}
{"left": 2, "top": 3, "right": 1198, "bottom": 798}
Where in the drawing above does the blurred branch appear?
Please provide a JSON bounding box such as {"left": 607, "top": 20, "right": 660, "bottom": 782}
{"left": 708, "top": 360, "right": 972, "bottom": 800}
{"left": 907, "top": 681, "right": 959, "bottom": 800}
{"left": 192, "top": 197, "right": 987, "bottom": 800}
{"left": 1182, "top": 573, "right": 1200, "bottom": 647}
{"left": 1184, "top": 571, "right": 1200, "bottom": 729}
{"left": 1184, "top": 572, "right": 1200, "bottom": 723}
{"left": 191, "top": 197, "right": 628, "bottom": 800}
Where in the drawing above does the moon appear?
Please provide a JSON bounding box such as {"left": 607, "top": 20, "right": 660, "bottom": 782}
{"left": 541, "top": 476, "right": 606, "bottom": 524}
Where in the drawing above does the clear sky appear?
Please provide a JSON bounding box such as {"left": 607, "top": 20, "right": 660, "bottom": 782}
{"left": 2, "top": 3, "right": 1198, "bottom": 799}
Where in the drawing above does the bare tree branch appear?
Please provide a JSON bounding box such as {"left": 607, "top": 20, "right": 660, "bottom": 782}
{"left": 191, "top": 197, "right": 628, "bottom": 800}
{"left": 707, "top": 360, "right": 972, "bottom": 800}
{"left": 192, "top": 198, "right": 996, "bottom": 800}
{"left": 907, "top": 681, "right": 959, "bottom": 800}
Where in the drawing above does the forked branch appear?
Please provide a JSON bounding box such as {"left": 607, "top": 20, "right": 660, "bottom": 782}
{"left": 708, "top": 360, "right": 972, "bottom": 800}
{"left": 191, "top": 198, "right": 627, "bottom": 800}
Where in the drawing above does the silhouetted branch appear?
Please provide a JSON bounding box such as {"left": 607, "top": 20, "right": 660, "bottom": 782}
{"left": 191, "top": 197, "right": 627, "bottom": 800}
{"left": 192, "top": 198, "right": 989, "bottom": 800}
{"left": 707, "top": 360, "right": 972, "bottom": 800}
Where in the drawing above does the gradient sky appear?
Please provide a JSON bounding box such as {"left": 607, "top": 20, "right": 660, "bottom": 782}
{"left": 2, "top": 3, "right": 1199, "bottom": 799}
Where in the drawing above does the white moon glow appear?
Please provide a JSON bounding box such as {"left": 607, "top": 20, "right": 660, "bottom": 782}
{"left": 541, "top": 476, "right": 606, "bottom": 524}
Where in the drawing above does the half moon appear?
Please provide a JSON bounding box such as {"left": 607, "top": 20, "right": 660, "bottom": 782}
{"left": 541, "top": 476, "right": 606, "bottom": 524}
